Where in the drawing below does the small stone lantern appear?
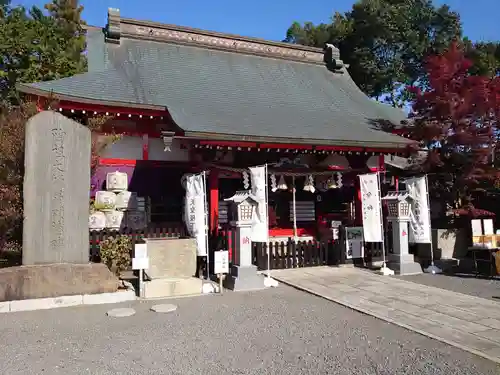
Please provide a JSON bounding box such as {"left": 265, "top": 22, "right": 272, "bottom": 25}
{"left": 225, "top": 190, "right": 258, "bottom": 225}
{"left": 223, "top": 190, "right": 264, "bottom": 291}
{"left": 382, "top": 191, "right": 422, "bottom": 275}
{"left": 383, "top": 191, "right": 411, "bottom": 220}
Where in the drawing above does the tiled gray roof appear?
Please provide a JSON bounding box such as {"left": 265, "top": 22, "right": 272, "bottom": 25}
{"left": 21, "top": 37, "right": 410, "bottom": 148}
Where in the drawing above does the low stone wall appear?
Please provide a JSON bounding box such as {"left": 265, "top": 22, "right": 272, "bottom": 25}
{"left": 0, "top": 263, "right": 120, "bottom": 302}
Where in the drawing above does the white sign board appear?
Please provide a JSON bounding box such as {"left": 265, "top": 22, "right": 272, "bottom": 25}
{"left": 132, "top": 243, "right": 149, "bottom": 270}
{"left": 471, "top": 219, "right": 483, "bottom": 236}
{"left": 214, "top": 250, "right": 229, "bottom": 274}
{"left": 345, "top": 227, "right": 364, "bottom": 259}
{"left": 132, "top": 257, "right": 149, "bottom": 270}
{"left": 134, "top": 243, "right": 148, "bottom": 258}
{"left": 483, "top": 219, "right": 494, "bottom": 235}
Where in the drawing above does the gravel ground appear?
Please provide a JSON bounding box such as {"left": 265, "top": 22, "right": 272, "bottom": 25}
{"left": 0, "top": 286, "right": 498, "bottom": 375}
{"left": 399, "top": 273, "right": 500, "bottom": 301}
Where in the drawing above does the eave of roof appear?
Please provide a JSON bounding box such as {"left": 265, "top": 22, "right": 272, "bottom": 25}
{"left": 18, "top": 8, "right": 412, "bottom": 150}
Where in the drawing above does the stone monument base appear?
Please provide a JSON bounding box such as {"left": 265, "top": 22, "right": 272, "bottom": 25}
{"left": 388, "top": 254, "right": 423, "bottom": 275}
{"left": 0, "top": 263, "right": 120, "bottom": 302}
{"left": 224, "top": 265, "right": 266, "bottom": 291}
{"left": 142, "top": 277, "right": 203, "bottom": 299}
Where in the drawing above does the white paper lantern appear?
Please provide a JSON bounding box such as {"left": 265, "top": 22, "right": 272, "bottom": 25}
{"left": 95, "top": 191, "right": 116, "bottom": 211}
{"left": 115, "top": 191, "right": 137, "bottom": 211}
{"left": 326, "top": 174, "right": 337, "bottom": 189}
{"left": 126, "top": 211, "right": 147, "bottom": 230}
{"left": 319, "top": 154, "right": 350, "bottom": 170}
{"left": 366, "top": 155, "right": 380, "bottom": 170}
{"left": 104, "top": 210, "right": 124, "bottom": 229}
{"left": 89, "top": 211, "right": 106, "bottom": 231}
{"left": 106, "top": 171, "right": 128, "bottom": 192}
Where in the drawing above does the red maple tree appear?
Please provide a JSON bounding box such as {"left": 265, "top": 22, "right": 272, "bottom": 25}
{"left": 404, "top": 42, "right": 500, "bottom": 213}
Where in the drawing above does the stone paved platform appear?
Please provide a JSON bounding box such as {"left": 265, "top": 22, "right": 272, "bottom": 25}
{"left": 269, "top": 266, "right": 500, "bottom": 364}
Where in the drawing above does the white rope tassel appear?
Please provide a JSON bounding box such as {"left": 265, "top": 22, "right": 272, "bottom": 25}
{"left": 242, "top": 171, "right": 250, "bottom": 189}
{"left": 270, "top": 174, "right": 277, "bottom": 192}
{"left": 336, "top": 172, "right": 343, "bottom": 188}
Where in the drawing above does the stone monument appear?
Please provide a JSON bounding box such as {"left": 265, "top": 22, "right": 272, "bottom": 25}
{"left": 382, "top": 191, "right": 423, "bottom": 275}
{"left": 23, "top": 111, "right": 91, "bottom": 265}
{"left": 141, "top": 237, "right": 203, "bottom": 298}
{"left": 224, "top": 190, "right": 266, "bottom": 291}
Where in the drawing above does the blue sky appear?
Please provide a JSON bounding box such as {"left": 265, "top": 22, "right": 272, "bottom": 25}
{"left": 12, "top": 0, "right": 500, "bottom": 43}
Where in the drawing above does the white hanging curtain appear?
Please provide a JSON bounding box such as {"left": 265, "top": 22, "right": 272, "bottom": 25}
{"left": 184, "top": 173, "right": 208, "bottom": 256}
{"left": 249, "top": 165, "right": 269, "bottom": 242}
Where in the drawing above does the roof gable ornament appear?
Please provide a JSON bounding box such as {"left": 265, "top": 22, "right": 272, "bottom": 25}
{"left": 324, "top": 44, "right": 344, "bottom": 72}
{"left": 105, "top": 8, "right": 121, "bottom": 44}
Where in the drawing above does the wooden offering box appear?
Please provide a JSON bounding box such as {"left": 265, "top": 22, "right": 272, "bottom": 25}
{"left": 472, "top": 235, "right": 500, "bottom": 248}
{"left": 471, "top": 219, "right": 497, "bottom": 248}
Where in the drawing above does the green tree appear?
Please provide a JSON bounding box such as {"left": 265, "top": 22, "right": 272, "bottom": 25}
{"left": 0, "top": 0, "right": 10, "bottom": 18}
{"left": 463, "top": 39, "right": 500, "bottom": 77}
{"left": 44, "top": 0, "right": 86, "bottom": 73}
{"left": 284, "top": 0, "right": 462, "bottom": 107}
{"left": 284, "top": 21, "right": 331, "bottom": 47}
{"left": 0, "top": 0, "right": 90, "bottom": 253}
{"left": 0, "top": 0, "right": 87, "bottom": 106}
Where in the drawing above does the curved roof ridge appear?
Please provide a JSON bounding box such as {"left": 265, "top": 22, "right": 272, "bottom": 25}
{"left": 106, "top": 8, "right": 338, "bottom": 66}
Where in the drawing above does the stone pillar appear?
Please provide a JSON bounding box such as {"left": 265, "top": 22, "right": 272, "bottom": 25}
{"left": 23, "top": 111, "right": 91, "bottom": 265}
{"left": 388, "top": 219, "right": 422, "bottom": 275}
{"left": 225, "top": 221, "right": 264, "bottom": 291}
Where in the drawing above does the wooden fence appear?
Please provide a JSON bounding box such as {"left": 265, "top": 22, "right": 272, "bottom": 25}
{"left": 90, "top": 228, "right": 346, "bottom": 272}
{"left": 252, "top": 240, "right": 343, "bottom": 271}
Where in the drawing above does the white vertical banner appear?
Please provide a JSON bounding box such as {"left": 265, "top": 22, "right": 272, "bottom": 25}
{"left": 249, "top": 165, "right": 269, "bottom": 242}
{"left": 184, "top": 173, "right": 208, "bottom": 256}
{"left": 359, "top": 173, "right": 384, "bottom": 242}
{"left": 406, "top": 175, "right": 431, "bottom": 244}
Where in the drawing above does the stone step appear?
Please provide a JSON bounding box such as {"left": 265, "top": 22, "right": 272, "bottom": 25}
{"left": 142, "top": 277, "right": 203, "bottom": 299}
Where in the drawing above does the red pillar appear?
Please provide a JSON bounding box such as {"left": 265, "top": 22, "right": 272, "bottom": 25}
{"left": 209, "top": 169, "right": 219, "bottom": 234}
{"left": 377, "top": 154, "right": 385, "bottom": 172}
{"left": 142, "top": 134, "right": 149, "bottom": 160}
{"left": 355, "top": 178, "right": 362, "bottom": 225}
